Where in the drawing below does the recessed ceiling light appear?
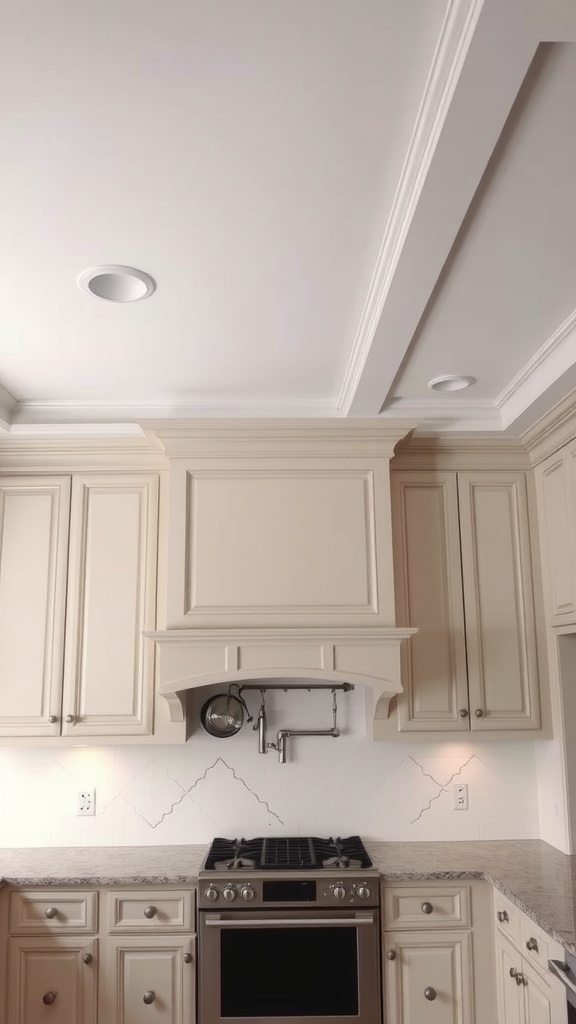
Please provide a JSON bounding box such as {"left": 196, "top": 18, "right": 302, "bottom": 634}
{"left": 77, "top": 265, "right": 156, "bottom": 302}
{"left": 427, "top": 375, "right": 476, "bottom": 392}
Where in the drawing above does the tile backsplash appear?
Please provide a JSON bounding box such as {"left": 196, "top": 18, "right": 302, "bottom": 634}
{"left": 0, "top": 687, "right": 539, "bottom": 847}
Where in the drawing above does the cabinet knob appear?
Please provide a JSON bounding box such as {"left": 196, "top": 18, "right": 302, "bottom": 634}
{"left": 497, "top": 910, "right": 509, "bottom": 923}
{"left": 386, "top": 950, "right": 396, "bottom": 960}
{"left": 82, "top": 953, "right": 93, "bottom": 964}
{"left": 48, "top": 715, "right": 58, "bottom": 724}
{"left": 43, "top": 992, "right": 57, "bottom": 1005}
{"left": 526, "top": 937, "right": 538, "bottom": 952}
{"left": 421, "top": 902, "right": 433, "bottom": 915}
{"left": 509, "top": 967, "right": 520, "bottom": 982}
{"left": 475, "top": 708, "right": 484, "bottom": 718}
{"left": 184, "top": 953, "right": 193, "bottom": 964}
{"left": 143, "top": 991, "right": 156, "bottom": 1005}
{"left": 65, "top": 714, "right": 75, "bottom": 723}
{"left": 143, "top": 905, "right": 157, "bottom": 919}
{"left": 44, "top": 907, "right": 58, "bottom": 920}
{"left": 459, "top": 708, "right": 469, "bottom": 718}
{"left": 424, "top": 987, "right": 437, "bottom": 1001}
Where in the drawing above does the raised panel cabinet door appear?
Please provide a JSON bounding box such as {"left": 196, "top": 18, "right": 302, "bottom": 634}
{"left": 494, "top": 933, "right": 523, "bottom": 1024}
{"left": 535, "top": 447, "right": 576, "bottom": 626}
{"left": 390, "top": 472, "right": 469, "bottom": 731}
{"left": 100, "top": 935, "right": 195, "bottom": 1024}
{"left": 384, "top": 930, "right": 473, "bottom": 1024}
{"left": 523, "top": 959, "right": 568, "bottom": 1024}
{"left": 0, "top": 476, "right": 71, "bottom": 737}
{"left": 457, "top": 472, "right": 540, "bottom": 730}
{"left": 6, "top": 937, "right": 97, "bottom": 1024}
{"left": 61, "top": 474, "right": 158, "bottom": 736}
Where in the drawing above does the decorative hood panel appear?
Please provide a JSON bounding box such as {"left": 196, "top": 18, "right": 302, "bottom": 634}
{"left": 149, "top": 420, "right": 417, "bottom": 738}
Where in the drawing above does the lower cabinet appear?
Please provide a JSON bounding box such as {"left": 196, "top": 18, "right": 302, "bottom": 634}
{"left": 0, "top": 887, "right": 196, "bottom": 1024}
{"left": 382, "top": 881, "right": 496, "bottom": 1024}
{"left": 493, "top": 892, "right": 567, "bottom": 1024}
{"left": 6, "top": 936, "right": 97, "bottom": 1024}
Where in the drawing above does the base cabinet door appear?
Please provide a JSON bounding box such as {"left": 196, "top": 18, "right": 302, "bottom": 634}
{"left": 100, "top": 935, "right": 195, "bottom": 1024}
{"left": 523, "top": 960, "right": 566, "bottom": 1024}
{"left": 383, "top": 930, "right": 473, "bottom": 1024}
{"left": 6, "top": 937, "right": 97, "bottom": 1024}
{"left": 494, "top": 930, "right": 567, "bottom": 1024}
{"left": 495, "top": 933, "right": 523, "bottom": 1024}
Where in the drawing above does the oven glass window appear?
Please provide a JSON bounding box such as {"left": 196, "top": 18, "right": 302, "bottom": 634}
{"left": 221, "top": 925, "right": 359, "bottom": 1017}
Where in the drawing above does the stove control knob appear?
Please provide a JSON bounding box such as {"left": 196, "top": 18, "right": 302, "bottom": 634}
{"left": 205, "top": 886, "right": 219, "bottom": 903}
{"left": 240, "top": 886, "right": 255, "bottom": 902}
{"left": 333, "top": 886, "right": 346, "bottom": 901}
{"left": 356, "top": 886, "right": 371, "bottom": 901}
{"left": 223, "top": 886, "right": 237, "bottom": 902}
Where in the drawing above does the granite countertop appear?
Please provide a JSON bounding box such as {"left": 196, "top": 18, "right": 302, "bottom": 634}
{"left": 1, "top": 839, "right": 576, "bottom": 954}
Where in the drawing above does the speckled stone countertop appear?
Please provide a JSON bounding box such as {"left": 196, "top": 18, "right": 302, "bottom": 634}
{"left": 1, "top": 840, "right": 576, "bottom": 954}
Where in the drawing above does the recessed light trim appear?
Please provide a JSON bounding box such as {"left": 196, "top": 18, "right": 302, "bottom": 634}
{"left": 77, "top": 265, "right": 156, "bottom": 302}
{"left": 427, "top": 374, "right": 476, "bottom": 392}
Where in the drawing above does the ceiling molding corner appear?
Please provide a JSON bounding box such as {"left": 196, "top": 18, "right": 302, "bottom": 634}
{"left": 337, "top": 0, "right": 486, "bottom": 415}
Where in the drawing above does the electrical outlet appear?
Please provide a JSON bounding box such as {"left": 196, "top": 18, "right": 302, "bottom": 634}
{"left": 453, "top": 784, "right": 468, "bottom": 810}
{"left": 77, "top": 789, "right": 96, "bottom": 816}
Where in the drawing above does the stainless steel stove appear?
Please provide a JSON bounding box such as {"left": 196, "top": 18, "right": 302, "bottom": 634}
{"left": 198, "top": 836, "right": 382, "bottom": 1024}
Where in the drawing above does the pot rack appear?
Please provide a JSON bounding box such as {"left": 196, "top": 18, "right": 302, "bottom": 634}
{"left": 237, "top": 682, "right": 354, "bottom": 764}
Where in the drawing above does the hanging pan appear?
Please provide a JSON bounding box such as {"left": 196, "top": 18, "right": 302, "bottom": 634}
{"left": 200, "top": 693, "right": 246, "bottom": 738}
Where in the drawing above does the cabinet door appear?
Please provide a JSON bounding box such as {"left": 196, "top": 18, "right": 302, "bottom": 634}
{"left": 62, "top": 474, "right": 158, "bottom": 736}
{"left": 100, "top": 935, "right": 195, "bottom": 1024}
{"left": 494, "top": 933, "right": 523, "bottom": 1024}
{"left": 391, "top": 472, "right": 469, "bottom": 731}
{"left": 0, "top": 477, "right": 70, "bottom": 737}
{"left": 523, "top": 959, "right": 567, "bottom": 1024}
{"left": 6, "top": 937, "right": 96, "bottom": 1024}
{"left": 458, "top": 472, "right": 540, "bottom": 730}
{"left": 535, "top": 443, "right": 576, "bottom": 626}
{"left": 384, "top": 930, "right": 473, "bottom": 1024}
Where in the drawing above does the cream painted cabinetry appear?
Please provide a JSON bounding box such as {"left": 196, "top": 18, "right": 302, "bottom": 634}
{"left": 3, "top": 890, "right": 98, "bottom": 1024}
{"left": 493, "top": 893, "right": 567, "bottom": 1024}
{"left": 0, "top": 887, "right": 196, "bottom": 1024}
{"left": 390, "top": 470, "right": 540, "bottom": 732}
{"left": 382, "top": 881, "right": 495, "bottom": 1024}
{"left": 534, "top": 439, "right": 576, "bottom": 626}
{"left": 0, "top": 473, "right": 159, "bottom": 739}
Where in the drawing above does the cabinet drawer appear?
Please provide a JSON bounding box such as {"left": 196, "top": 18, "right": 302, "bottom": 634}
{"left": 494, "top": 890, "right": 521, "bottom": 946}
{"left": 9, "top": 890, "right": 97, "bottom": 934}
{"left": 105, "top": 890, "right": 194, "bottom": 933}
{"left": 383, "top": 884, "right": 470, "bottom": 929}
{"left": 520, "top": 913, "right": 552, "bottom": 977}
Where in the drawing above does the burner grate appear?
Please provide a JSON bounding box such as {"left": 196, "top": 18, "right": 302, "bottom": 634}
{"left": 261, "top": 837, "right": 316, "bottom": 869}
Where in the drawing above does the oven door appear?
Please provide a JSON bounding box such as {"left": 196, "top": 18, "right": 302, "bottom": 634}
{"left": 199, "top": 908, "right": 381, "bottom": 1024}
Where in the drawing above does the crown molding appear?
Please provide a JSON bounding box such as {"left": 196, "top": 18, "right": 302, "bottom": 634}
{"left": 337, "top": 0, "right": 485, "bottom": 415}
{"left": 521, "top": 387, "right": 576, "bottom": 466}
{"left": 391, "top": 432, "right": 531, "bottom": 470}
{"left": 0, "top": 432, "right": 168, "bottom": 472}
{"left": 0, "top": 383, "right": 17, "bottom": 432}
{"left": 379, "top": 397, "right": 502, "bottom": 433}
{"left": 496, "top": 306, "right": 576, "bottom": 430}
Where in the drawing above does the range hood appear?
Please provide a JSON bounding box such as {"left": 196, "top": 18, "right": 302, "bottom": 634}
{"left": 148, "top": 420, "right": 417, "bottom": 739}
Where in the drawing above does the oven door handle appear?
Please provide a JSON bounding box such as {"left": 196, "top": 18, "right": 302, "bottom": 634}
{"left": 549, "top": 959, "right": 576, "bottom": 997}
{"left": 205, "top": 913, "right": 375, "bottom": 928}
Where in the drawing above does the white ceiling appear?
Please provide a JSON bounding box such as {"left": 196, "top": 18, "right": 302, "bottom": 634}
{"left": 1, "top": 0, "right": 576, "bottom": 436}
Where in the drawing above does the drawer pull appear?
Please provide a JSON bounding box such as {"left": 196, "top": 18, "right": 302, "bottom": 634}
{"left": 184, "top": 953, "right": 193, "bottom": 964}
{"left": 421, "top": 902, "right": 433, "bottom": 915}
{"left": 497, "top": 910, "right": 509, "bottom": 923}
{"left": 143, "top": 905, "right": 157, "bottom": 919}
{"left": 386, "top": 950, "right": 396, "bottom": 960}
{"left": 526, "top": 937, "right": 538, "bottom": 952}
{"left": 43, "top": 992, "right": 57, "bottom": 1005}
{"left": 143, "top": 991, "right": 156, "bottom": 1005}
{"left": 82, "top": 953, "right": 93, "bottom": 964}
{"left": 424, "top": 987, "right": 437, "bottom": 1001}
{"left": 44, "top": 907, "right": 58, "bottom": 920}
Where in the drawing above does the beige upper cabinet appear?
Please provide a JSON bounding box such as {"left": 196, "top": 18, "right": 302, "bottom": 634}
{"left": 534, "top": 439, "right": 576, "bottom": 626}
{"left": 0, "top": 473, "right": 159, "bottom": 740}
{"left": 391, "top": 470, "right": 541, "bottom": 733}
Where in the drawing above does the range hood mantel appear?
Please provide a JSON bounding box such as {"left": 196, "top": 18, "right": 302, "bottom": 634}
{"left": 151, "top": 419, "right": 418, "bottom": 739}
{"left": 148, "top": 626, "right": 417, "bottom": 739}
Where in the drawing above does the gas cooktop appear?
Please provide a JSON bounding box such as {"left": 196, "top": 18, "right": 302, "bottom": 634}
{"left": 202, "top": 835, "right": 373, "bottom": 872}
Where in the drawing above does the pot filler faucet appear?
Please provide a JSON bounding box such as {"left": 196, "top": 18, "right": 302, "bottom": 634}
{"left": 243, "top": 683, "right": 353, "bottom": 764}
